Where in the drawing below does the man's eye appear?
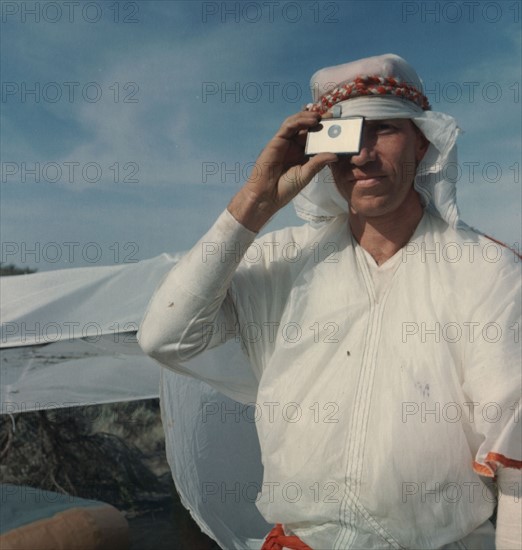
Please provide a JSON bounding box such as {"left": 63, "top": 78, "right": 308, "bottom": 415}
{"left": 375, "top": 124, "right": 395, "bottom": 133}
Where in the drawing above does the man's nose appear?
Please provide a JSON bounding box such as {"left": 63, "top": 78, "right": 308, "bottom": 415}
{"left": 350, "top": 138, "right": 376, "bottom": 166}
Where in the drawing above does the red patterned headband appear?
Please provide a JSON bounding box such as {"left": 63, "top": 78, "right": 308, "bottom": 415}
{"left": 308, "top": 75, "right": 431, "bottom": 114}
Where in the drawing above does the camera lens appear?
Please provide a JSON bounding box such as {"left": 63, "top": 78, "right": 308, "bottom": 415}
{"left": 328, "top": 124, "right": 342, "bottom": 138}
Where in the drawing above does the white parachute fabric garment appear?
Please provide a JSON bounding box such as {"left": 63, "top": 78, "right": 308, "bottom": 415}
{"left": 160, "top": 371, "right": 269, "bottom": 550}
{"left": 141, "top": 209, "right": 519, "bottom": 548}
{"left": 0, "top": 254, "right": 268, "bottom": 549}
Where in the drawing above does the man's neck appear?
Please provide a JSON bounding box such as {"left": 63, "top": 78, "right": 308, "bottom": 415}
{"left": 349, "top": 192, "right": 424, "bottom": 266}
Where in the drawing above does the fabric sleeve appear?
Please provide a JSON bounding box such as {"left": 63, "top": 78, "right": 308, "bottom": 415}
{"left": 138, "top": 209, "right": 257, "bottom": 365}
{"left": 461, "top": 254, "right": 522, "bottom": 478}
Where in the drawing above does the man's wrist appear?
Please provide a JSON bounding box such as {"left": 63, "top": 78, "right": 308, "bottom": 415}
{"left": 227, "top": 188, "right": 278, "bottom": 233}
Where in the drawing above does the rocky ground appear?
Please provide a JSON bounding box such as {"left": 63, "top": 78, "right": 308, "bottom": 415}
{"left": 1, "top": 399, "right": 221, "bottom": 549}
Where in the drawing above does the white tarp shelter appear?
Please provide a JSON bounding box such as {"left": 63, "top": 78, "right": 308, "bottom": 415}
{"left": 0, "top": 255, "right": 269, "bottom": 549}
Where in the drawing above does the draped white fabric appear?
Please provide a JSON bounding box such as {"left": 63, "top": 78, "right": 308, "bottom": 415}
{"left": 0, "top": 257, "right": 268, "bottom": 549}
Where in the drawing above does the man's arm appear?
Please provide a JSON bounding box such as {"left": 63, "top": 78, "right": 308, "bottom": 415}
{"left": 496, "top": 467, "right": 522, "bottom": 549}
{"left": 138, "top": 209, "right": 256, "bottom": 362}
{"left": 138, "top": 112, "right": 337, "bottom": 363}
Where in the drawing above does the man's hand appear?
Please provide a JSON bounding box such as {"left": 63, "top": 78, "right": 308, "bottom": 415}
{"left": 227, "top": 111, "right": 338, "bottom": 232}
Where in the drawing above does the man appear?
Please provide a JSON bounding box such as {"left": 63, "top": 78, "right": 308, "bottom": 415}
{"left": 139, "top": 54, "right": 521, "bottom": 549}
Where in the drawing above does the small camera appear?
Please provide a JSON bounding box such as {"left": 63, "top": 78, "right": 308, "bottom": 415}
{"left": 305, "top": 116, "right": 364, "bottom": 156}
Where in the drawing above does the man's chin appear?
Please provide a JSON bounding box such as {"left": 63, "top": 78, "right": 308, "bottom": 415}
{"left": 348, "top": 197, "right": 395, "bottom": 219}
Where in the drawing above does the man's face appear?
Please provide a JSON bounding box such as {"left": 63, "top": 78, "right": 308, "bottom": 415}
{"left": 329, "top": 119, "right": 429, "bottom": 219}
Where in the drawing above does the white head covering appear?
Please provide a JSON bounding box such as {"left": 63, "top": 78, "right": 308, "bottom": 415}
{"left": 293, "top": 53, "right": 463, "bottom": 228}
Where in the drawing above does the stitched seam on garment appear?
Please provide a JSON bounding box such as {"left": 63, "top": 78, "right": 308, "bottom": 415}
{"left": 334, "top": 244, "right": 403, "bottom": 549}
{"left": 351, "top": 270, "right": 404, "bottom": 548}
{"left": 342, "top": 491, "right": 405, "bottom": 549}
{"left": 353, "top": 292, "right": 404, "bottom": 548}
{"left": 334, "top": 243, "right": 375, "bottom": 549}
{"left": 336, "top": 243, "right": 376, "bottom": 549}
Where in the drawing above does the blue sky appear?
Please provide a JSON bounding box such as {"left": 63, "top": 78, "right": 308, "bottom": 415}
{"left": 1, "top": 0, "right": 520, "bottom": 271}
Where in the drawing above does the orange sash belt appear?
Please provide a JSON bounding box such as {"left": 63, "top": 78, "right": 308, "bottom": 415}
{"left": 261, "top": 523, "right": 313, "bottom": 550}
